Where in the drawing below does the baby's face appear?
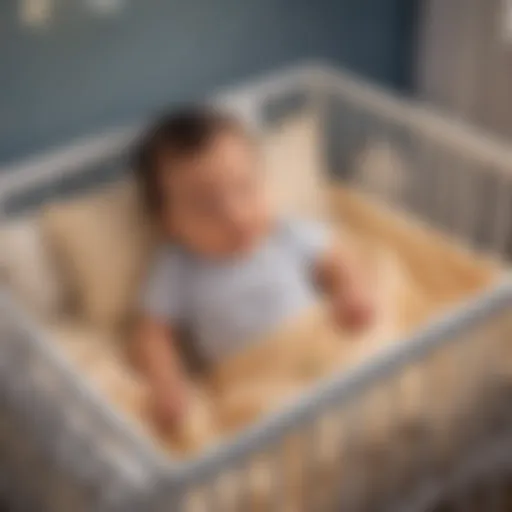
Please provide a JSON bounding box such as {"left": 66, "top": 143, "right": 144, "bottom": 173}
{"left": 160, "top": 132, "right": 272, "bottom": 258}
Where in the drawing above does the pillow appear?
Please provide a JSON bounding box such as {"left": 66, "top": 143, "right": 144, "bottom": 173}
{"left": 0, "top": 215, "right": 66, "bottom": 319}
{"left": 41, "top": 180, "right": 155, "bottom": 331}
{"left": 352, "top": 139, "right": 408, "bottom": 201}
{"left": 261, "top": 111, "right": 328, "bottom": 221}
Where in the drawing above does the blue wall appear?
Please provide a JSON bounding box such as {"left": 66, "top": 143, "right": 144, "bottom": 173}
{"left": 0, "top": 0, "right": 416, "bottom": 164}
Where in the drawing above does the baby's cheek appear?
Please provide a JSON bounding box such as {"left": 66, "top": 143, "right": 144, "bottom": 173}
{"left": 195, "top": 223, "right": 237, "bottom": 256}
{"left": 173, "top": 219, "right": 208, "bottom": 249}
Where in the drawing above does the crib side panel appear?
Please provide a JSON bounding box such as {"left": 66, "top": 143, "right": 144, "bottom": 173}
{"left": 317, "top": 67, "right": 512, "bottom": 259}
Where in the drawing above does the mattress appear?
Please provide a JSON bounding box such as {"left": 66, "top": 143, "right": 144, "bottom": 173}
{"left": 33, "top": 184, "right": 505, "bottom": 511}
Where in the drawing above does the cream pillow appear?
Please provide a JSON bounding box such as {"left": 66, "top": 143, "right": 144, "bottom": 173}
{"left": 41, "top": 180, "right": 155, "bottom": 330}
{"left": 261, "top": 111, "right": 328, "bottom": 221}
{"left": 0, "top": 215, "right": 66, "bottom": 319}
{"left": 353, "top": 139, "right": 408, "bottom": 201}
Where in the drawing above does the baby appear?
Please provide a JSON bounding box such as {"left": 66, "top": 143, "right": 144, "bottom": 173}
{"left": 133, "top": 107, "right": 374, "bottom": 431}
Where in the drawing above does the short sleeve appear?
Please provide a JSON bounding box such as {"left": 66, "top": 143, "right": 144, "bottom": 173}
{"left": 283, "top": 218, "right": 332, "bottom": 266}
{"left": 139, "top": 247, "right": 186, "bottom": 322}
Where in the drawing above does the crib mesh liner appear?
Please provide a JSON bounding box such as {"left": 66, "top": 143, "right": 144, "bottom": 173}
{"left": 1, "top": 64, "right": 512, "bottom": 512}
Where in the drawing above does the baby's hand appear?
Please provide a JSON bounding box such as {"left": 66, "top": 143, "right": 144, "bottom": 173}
{"left": 334, "top": 283, "right": 376, "bottom": 331}
{"left": 152, "top": 381, "right": 188, "bottom": 432}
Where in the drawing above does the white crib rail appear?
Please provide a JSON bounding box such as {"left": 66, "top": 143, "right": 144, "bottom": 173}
{"left": 0, "top": 64, "right": 313, "bottom": 203}
{"left": 2, "top": 63, "right": 512, "bottom": 205}
{"left": 2, "top": 63, "right": 512, "bottom": 512}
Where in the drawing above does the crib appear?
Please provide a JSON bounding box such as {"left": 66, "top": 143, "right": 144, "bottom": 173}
{"left": 1, "top": 63, "right": 512, "bottom": 512}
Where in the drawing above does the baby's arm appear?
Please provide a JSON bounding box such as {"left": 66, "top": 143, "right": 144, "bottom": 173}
{"left": 315, "top": 237, "right": 375, "bottom": 330}
{"left": 135, "top": 248, "right": 190, "bottom": 429}
{"left": 286, "top": 219, "right": 374, "bottom": 330}
{"left": 134, "top": 317, "right": 188, "bottom": 430}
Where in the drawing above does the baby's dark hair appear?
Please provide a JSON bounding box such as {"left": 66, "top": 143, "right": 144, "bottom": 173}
{"left": 134, "top": 105, "right": 243, "bottom": 217}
